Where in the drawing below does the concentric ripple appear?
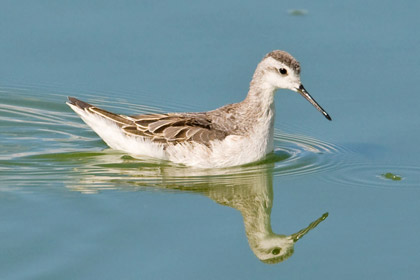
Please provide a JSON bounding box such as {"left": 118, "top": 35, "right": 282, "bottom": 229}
{"left": 271, "top": 131, "right": 344, "bottom": 177}
{"left": 320, "top": 162, "right": 420, "bottom": 189}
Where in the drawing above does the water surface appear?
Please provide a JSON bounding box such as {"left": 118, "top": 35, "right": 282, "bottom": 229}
{"left": 1, "top": 1, "right": 420, "bottom": 279}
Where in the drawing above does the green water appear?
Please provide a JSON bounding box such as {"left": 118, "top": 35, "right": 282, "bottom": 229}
{"left": 1, "top": 1, "right": 420, "bottom": 279}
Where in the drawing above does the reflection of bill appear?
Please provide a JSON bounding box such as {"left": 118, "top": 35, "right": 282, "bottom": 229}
{"left": 68, "top": 158, "right": 328, "bottom": 264}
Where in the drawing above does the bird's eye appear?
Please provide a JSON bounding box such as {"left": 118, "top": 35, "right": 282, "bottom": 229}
{"left": 271, "top": 248, "right": 281, "bottom": 255}
{"left": 279, "top": 68, "right": 287, "bottom": 75}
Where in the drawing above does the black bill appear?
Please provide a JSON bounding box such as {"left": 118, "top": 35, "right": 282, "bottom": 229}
{"left": 297, "top": 84, "right": 331, "bottom": 121}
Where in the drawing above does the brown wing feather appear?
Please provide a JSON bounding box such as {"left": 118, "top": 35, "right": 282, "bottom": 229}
{"left": 68, "top": 97, "right": 133, "bottom": 126}
{"left": 67, "top": 97, "right": 228, "bottom": 146}
{"left": 124, "top": 113, "right": 228, "bottom": 145}
{"left": 88, "top": 107, "right": 133, "bottom": 126}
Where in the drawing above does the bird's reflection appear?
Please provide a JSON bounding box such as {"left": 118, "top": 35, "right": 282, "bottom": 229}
{"left": 68, "top": 153, "right": 328, "bottom": 264}
{"left": 203, "top": 173, "right": 327, "bottom": 264}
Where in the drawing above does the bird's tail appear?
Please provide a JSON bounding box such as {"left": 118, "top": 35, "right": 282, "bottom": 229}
{"left": 66, "top": 97, "right": 133, "bottom": 126}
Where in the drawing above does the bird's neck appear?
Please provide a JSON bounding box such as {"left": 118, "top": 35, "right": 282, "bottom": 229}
{"left": 244, "top": 92, "right": 274, "bottom": 112}
{"left": 242, "top": 60, "right": 278, "bottom": 109}
{"left": 240, "top": 60, "right": 278, "bottom": 116}
{"left": 232, "top": 81, "right": 277, "bottom": 154}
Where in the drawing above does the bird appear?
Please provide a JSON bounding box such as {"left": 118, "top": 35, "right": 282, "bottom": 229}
{"left": 67, "top": 50, "right": 331, "bottom": 168}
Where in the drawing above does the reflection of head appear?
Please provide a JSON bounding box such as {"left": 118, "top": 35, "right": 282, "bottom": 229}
{"left": 247, "top": 213, "right": 328, "bottom": 264}
{"left": 250, "top": 234, "right": 295, "bottom": 264}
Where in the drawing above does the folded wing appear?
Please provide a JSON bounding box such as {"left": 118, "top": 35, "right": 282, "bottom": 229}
{"left": 125, "top": 113, "right": 228, "bottom": 145}
{"left": 67, "top": 97, "right": 228, "bottom": 146}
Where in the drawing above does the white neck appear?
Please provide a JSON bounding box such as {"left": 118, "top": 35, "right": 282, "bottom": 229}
{"left": 244, "top": 65, "right": 278, "bottom": 112}
{"left": 237, "top": 69, "right": 277, "bottom": 155}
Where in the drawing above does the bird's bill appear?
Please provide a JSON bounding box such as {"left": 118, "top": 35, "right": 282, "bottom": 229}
{"left": 297, "top": 84, "right": 331, "bottom": 121}
{"left": 290, "top": 212, "right": 329, "bottom": 242}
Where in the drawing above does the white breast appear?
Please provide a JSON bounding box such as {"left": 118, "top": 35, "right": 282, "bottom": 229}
{"left": 166, "top": 106, "right": 275, "bottom": 168}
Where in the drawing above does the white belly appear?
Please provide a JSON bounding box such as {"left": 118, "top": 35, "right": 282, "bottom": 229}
{"left": 166, "top": 121, "right": 274, "bottom": 168}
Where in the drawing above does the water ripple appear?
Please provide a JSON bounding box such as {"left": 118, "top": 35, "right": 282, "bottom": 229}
{"left": 320, "top": 162, "right": 420, "bottom": 189}
{"left": 271, "top": 131, "right": 344, "bottom": 177}
{"left": 0, "top": 85, "right": 344, "bottom": 192}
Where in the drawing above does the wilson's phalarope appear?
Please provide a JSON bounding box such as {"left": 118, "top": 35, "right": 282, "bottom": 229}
{"left": 67, "top": 50, "right": 331, "bottom": 168}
